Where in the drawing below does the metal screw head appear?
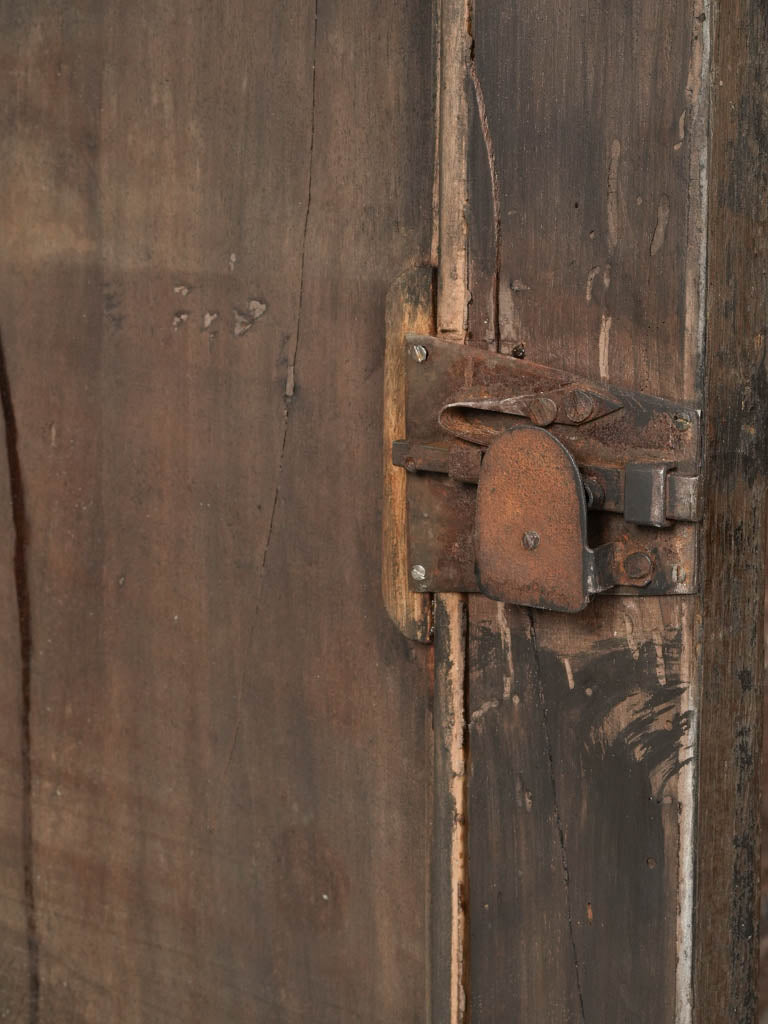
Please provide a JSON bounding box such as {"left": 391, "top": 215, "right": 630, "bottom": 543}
{"left": 410, "top": 564, "right": 427, "bottom": 581}
{"left": 527, "top": 395, "right": 558, "bottom": 427}
{"left": 522, "top": 530, "right": 540, "bottom": 551}
{"left": 623, "top": 551, "right": 653, "bottom": 580}
{"left": 673, "top": 412, "right": 691, "bottom": 431}
{"left": 410, "top": 343, "right": 429, "bottom": 363}
{"left": 563, "top": 389, "right": 594, "bottom": 424}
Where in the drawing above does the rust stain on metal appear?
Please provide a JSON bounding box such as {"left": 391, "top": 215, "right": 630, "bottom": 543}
{"left": 475, "top": 427, "right": 590, "bottom": 612}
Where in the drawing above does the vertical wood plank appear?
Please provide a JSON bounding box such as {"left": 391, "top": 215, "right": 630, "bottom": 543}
{"left": 0, "top": 1, "right": 436, "bottom": 1019}
{"left": 694, "top": 1, "right": 768, "bottom": 1018}
{"left": 464, "top": 0, "right": 711, "bottom": 1018}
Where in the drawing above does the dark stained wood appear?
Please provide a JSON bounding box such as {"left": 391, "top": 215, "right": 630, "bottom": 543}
{"left": 468, "top": 597, "right": 688, "bottom": 1021}
{"left": 0, "top": 1, "right": 435, "bottom": 1019}
{"left": 463, "top": 0, "right": 719, "bottom": 1018}
{"left": 694, "top": 2, "right": 768, "bottom": 1019}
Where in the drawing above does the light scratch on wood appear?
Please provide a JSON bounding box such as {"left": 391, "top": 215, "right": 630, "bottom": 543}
{"left": 607, "top": 139, "right": 621, "bottom": 251}
{"left": 585, "top": 266, "right": 600, "bottom": 303}
{"left": 598, "top": 313, "right": 612, "bottom": 380}
{"left": 496, "top": 601, "right": 514, "bottom": 699}
{"left": 563, "top": 657, "right": 575, "bottom": 691}
{"left": 653, "top": 631, "right": 668, "bottom": 687}
{"left": 650, "top": 196, "right": 670, "bottom": 256}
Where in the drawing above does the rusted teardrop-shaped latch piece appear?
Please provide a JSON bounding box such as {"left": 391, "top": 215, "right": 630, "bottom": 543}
{"left": 476, "top": 427, "right": 592, "bottom": 612}
{"left": 475, "top": 427, "right": 656, "bottom": 612}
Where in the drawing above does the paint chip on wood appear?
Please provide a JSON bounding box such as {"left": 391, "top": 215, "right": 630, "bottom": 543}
{"left": 651, "top": 196, "right": 671, "bottom": 256}
{"left": 233, "top": 299, "right": 267, "bottom": 336}
{"left": 598, "top": 314, "right": 612, "bottom": 379}
{"left": 674, "top": 110, "right": 686, "bottom": 150}
{"left": 586, "top": 266, "right": 600, "bottom": 303}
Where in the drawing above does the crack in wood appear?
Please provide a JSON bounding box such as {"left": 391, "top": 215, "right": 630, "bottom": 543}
{"left": 261, "top": 0, "right": 319, "bottom": 575}
{"left": 467, "top": 23, "right": 500, "bottom": 349}
{"left": 0, "top": 328, "right": 38, "bottom": 1024}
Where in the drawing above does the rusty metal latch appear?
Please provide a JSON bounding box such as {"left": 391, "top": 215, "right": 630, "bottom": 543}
{"left": 392, "top": 334, "right": 701, "bottom": 613}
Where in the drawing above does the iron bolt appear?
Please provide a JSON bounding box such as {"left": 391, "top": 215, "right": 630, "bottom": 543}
{"left": 583, "top": 477, "right": 605, "bottom": 509}
{"left": 527, "top": 395, "right": 558, "bottom": 427}
{"left": 410, "top": 343, "right": 429, "bottom": 363}
{"left": 623, "top": 551, "right": 653, "bottom": 580}
{"left": 522, "top": 530, "right": 541, "bottom": 551}
{"left": 563, "top": 389, "right": 594, "bottom": 424}
{"left": 673, "top": 412, "right": 691, "bottom": 431}
{"left": 410, "top": 564, "right": 427, "bottom": 581}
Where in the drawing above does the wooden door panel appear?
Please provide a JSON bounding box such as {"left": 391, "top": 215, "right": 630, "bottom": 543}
{"left": 0, "top": 1, "right": 435, "bottom": 1020}
{"left": 456, "top": 0, "right": 767, "bottom": 1020}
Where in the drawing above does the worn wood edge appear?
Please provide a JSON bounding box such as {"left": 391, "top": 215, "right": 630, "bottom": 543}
{"left": 431, "top": 0, "right": 471, "bottom": 1019}
{"left": 692, "top": 1, "right": 768, "bottom": 1020}
{"left": 382, "top": 265, "right": 435, "bottom": 642}
{"left": 437, "top": 0, "right": 471, "bottom": 338}
{"left": 431, "top": 593, "right": 468, "bottom": 1024}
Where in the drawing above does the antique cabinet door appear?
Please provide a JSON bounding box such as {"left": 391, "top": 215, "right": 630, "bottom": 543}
{"left": 0, "top": 1, "right": 765, "bottom": 1022}
{"left": 416, "top": 1, "right": 767, "bottom": 1022}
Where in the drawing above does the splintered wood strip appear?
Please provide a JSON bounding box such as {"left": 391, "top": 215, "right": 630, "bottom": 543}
{"left": 431, "top": 594, "right": 468, "bottom": 1024}
{"left": 430, "top": 1, "right": 472, "bottom": 1020}
{"left": 437, "top": 0, "right": 471, "bottom": 340}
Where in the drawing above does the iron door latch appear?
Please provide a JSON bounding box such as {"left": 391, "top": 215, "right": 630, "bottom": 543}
{"left": 392, "top": 334, "right": 701, "bottom": 614}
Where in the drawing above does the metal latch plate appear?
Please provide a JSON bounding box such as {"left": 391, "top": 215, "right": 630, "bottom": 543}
{"left": 400, "top": 335, "right": 700, "bottom": 602}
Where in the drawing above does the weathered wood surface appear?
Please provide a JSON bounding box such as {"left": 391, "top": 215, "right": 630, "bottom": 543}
{"left": 0, "top": 1, "right": 435, "bottom": 1020}
{"left": 694, "top": 1, "right": 768, "bottom": 1018}
{"left": 460, "top": 0, "right": 763, "bottom": 1020}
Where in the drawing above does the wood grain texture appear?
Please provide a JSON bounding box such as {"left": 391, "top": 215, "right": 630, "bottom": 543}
{"left": 694, "top": 2, "right": 768, "bottom": 1019}
{"left": 465, "top": 0, "right": 709, "bottom": 1018}
{"left": 382, "top": 267, "right": 434, "bottom": 643}
{"left": 0, "top": 1, "right": 435, "bottom": 1020}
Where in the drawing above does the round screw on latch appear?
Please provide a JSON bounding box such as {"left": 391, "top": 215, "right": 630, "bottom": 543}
{"left": 410, "top": 564, "right": 427, "bottom": 582}
{"left": 563, "top": 389, "right": 594, "bottom": 424}
{"left": 410, "top": 343, "right": 428, "bottom": 363}
{"left": 673, "top": 412, "right": 691, "bottom": 431}
{"left": 522, "top": 530, "right": 540, "bottom": 551}
{"left": 623, "top": 551, "right": 653, "bottom": 580}
{"left": 527, "top": 395, "right": 558, "bottom": 427}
